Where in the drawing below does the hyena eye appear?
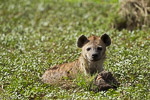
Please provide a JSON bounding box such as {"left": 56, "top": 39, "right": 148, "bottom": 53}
{"left": 97, "top": 46, "right": 102, "bottom": 51}
{"left": 86, "top": 47, "right": 91, "bottom": 51}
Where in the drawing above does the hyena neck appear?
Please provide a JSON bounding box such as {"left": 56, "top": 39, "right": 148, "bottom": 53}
{"left": 79, "top": 55, "right": 105, "bottom": 75}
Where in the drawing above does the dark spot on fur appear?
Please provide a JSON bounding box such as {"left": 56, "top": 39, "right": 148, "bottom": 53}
{"left": 67, "top": 71, "right": 70, "bottom": 74}
{"left": 50, "top": 66, "right": 59, "bottom": 70}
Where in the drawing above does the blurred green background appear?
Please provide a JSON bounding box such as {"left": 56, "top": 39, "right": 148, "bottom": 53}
{"left": 0, "top": 0, "right": 149, "bottom": 99}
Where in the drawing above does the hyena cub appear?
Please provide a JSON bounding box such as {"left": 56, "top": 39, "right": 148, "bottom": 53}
{"left": 42, "top": 34, "right": 111, "bottom": 84}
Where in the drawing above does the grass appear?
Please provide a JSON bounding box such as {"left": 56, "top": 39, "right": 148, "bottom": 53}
{"left": 0, "top": 0, "right": 150, "bottom": 99}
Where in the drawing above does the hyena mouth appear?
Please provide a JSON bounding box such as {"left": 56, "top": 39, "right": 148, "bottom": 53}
{"left": 91, "top": 58, "right": 101, "bottom": 62}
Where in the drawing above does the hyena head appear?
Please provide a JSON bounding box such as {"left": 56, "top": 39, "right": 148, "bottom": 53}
{"left": 77, "top": 34, "right": 111, "bottom": 62}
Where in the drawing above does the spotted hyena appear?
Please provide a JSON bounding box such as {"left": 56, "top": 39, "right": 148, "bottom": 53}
{"left": 42, "top": 34, "right": 111, "bottom": 84}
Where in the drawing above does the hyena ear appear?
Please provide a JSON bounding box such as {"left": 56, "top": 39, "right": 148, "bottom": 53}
{"left": 77, "top": 35, "right": 89, "bottom": 48}
{"left": 101, "top": 34, "right": 111, "bottom": 46}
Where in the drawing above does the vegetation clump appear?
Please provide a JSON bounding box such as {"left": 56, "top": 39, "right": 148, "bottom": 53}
{"left": 115, "top": 0, "right": 150, "bottom": 30}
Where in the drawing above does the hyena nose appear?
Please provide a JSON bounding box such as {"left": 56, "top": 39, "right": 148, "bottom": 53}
{"left": 92, "top": 54, "right": 98, "bottom": 59}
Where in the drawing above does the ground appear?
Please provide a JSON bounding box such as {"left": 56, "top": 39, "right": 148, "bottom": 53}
{"left": 0, "top": 0, "right": 150, "bottom": 99}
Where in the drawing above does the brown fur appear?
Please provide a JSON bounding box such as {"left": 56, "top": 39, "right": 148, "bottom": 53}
{"left": 42, "top": 34, "right": 111, "bottom": 84}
